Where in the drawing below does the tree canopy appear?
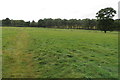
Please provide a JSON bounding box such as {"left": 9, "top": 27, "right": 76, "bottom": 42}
{"left": 96, "top": 7, "right": 116, "bottom": 33}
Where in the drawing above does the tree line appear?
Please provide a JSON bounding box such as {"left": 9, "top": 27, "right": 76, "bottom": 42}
{"left": 1, "top": 7, "right": 120, "bottom": 33}
{"left": 2, "top": 18, "right": 120, "bottom": 30}
{"left": 2, "top": 18, "right": 97, "bottom": 29}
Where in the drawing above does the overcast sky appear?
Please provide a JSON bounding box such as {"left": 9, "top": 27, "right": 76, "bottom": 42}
{"left": 0, "top": 0, "right": 119, "bottom": 21}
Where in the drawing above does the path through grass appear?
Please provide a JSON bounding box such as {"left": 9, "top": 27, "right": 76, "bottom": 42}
{"left": 3, "top": 28, "right": 39, "bottom": 78}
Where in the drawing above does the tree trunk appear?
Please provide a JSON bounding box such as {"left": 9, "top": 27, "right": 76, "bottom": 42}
{"left": 104, "top": 30, "right": 107, "bottom": 33}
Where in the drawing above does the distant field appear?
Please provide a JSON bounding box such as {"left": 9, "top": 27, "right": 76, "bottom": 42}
{"left": 2, "top": 27, "right": 118, "bottom": 78}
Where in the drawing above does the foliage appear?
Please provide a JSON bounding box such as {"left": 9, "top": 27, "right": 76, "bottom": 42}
{"left": 2, "top": 18, "right": 97, "bottom": 30}
{"left": 114, "top": 19, "right": 120, "bottom": 31}
{"left": 96, "top": 7, "right": 116, "bottom": 33}
{"left": 2, "top": 17, "right": 119, "bottom": 31}
{"left": 2, "top": 18, "right": 11, "bottom": 26}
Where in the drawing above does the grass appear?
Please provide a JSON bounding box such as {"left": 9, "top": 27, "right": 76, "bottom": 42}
{"left": 2, "top": 27, "right": 118, "bottom": 78}
{"left": 0, "top": 27, "right": 2, "bottom": 79}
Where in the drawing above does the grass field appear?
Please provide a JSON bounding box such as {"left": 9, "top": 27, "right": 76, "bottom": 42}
{"left": 0, "top": 27, "right": 2, "bottom": 79}
{"left": 2, "top": 27, "right": 118, "bottom": 78}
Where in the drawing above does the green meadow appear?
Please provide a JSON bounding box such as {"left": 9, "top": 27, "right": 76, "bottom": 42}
{"left": 2, "top": 27, "right": 118, "bottom": 78}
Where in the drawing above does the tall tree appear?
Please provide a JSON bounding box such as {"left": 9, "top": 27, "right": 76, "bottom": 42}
{"left": 96, "top": 7, "right": 116, "bottom": 33}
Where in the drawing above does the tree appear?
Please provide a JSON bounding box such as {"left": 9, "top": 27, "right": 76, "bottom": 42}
{"left": 38, "top": 19, "right": 45, "bottom": 27}
{"left": 114, "top": 19, "right": 120, "bottom": 31}
{"left": 25, "top": 21, "right": 30, "bottom": 27}
{"left": 81, "top": 18, "right": 91, "bottom": 29}
{"left": 2, "top": 18, "right": 11, "bottom": 26}
{"left": 30, "top": 20, "right": 37, "bottom": 27}
{"left": 11, "top": 20, "right": 25, "bottom": 27}
{"left": 96, "top": 7, "right": 116, "bottom": 33}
